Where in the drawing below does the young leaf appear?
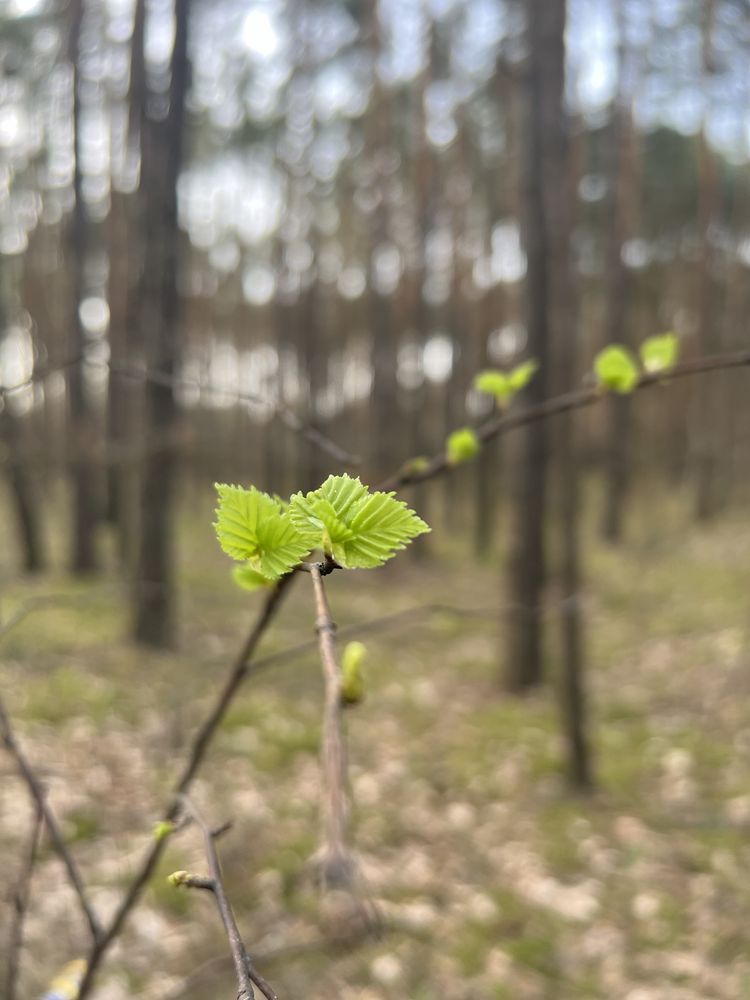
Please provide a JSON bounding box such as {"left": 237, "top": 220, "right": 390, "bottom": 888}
{"left": 232, "top": 564, "right": 273, "bottom": 591}
{"left": 640, "top": 332, "right": 679, "bottom": 374}
{"left": 289, "top": 474, "right": 430, "bottom": 569}
{"left": 507, "top": 359, "right": 539, "bottom": 392}
{"left": 474, "top": 370, "right": 511, "bottom": 403}
{"left": 341, "top": 640, "right": 367, "bottom": 706}
{"left": 594, "top": 345, "right": 639, "bottom": 394}
{"left": 446, "top": 427, "right": 480, "bottom": 464}
{"left": 153, "top": 820, "right": 175, "bottom": 842}
{"left": 474, "top": 360, "right": 538, "bottom": 407}
{"left": 214, "top": 484, "right": 314, "bottom": 580}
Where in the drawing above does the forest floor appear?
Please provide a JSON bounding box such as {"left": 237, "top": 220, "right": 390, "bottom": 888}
{"left": 2, "top": 488, "right": 750, "bottom": 1000}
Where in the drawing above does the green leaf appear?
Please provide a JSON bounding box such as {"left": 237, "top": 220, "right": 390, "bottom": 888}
{"left": 232, "top": 564, "right": 273, "bottom": 591}
{"left": 341, "top": 641, "right": 367, "bottom": 706}
{"left": 446, "top": 427, "right": 480, "bottom": 464}
{"left": 474, "top": 360, "right": 538, "bottom": 406}
{"left": 640, "top": 332, "right": 679, "bottom": 374}
{"left": 153, "top": 820, "right": 175, "bottom": 842}
{"left": 289, "top": 474, "right": 430, "bottom": 569}
{"left": 214, "top": 484, "right": 314, "bottom": 580}
{"left": 507, "top": 359, "right": 539, "bottom": 392}
{"left": 594, "top": 345, "right": 640, "bottom": 394}
{"left": 474, "top": 370, "right": 511, "bottom": 402}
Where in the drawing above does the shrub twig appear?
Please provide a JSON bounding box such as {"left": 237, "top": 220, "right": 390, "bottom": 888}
{"left": 308, "top": 563, "right": 357, "bottom": 890}
{"left": 76, "top": 576, "right": 292, "bottom": 998}
{"left": 176, "top": 796, "right": 279, "bottom": 1000}
{"left": 5, "top": 802, "right": 42, "bottom": 1000}
{"left": 0, "top": 697, "right": 103, "bottom": 945}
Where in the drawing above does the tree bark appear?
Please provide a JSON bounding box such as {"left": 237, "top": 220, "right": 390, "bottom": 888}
{"left": 133, "top": 0, "right": 190, "bottom": 646}
{"left": 67, "top": 0, "right": 99, "bottom": 574}
{"left": 503, "top": 0, "right": 555, "bottom": 691}
{"left": 601, "top": 3, "right": 639, "bottom": 543}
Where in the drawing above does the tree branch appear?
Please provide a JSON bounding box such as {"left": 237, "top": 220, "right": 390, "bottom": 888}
{"left": 177, "top": 796, "right": 278, "bottom": 1000}
{"left": 76, "top": 576, "right": 293, "bottom": 999}
{"left": 0, "top": 698, "right": 103, "bottom": 946}
{"left": 381, "top": 348, "right": 750, "bottom": 491}
{"left": 308, "top": 564, "right": 357, "bottom": 890}
{"left": 0, "top": 355, "right": 359, "bottom": 467}
{"left": 5, "top": 803, "right": 42, "bottom": 1000}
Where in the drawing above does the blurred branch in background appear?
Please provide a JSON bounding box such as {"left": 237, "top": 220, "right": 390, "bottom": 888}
{"left": 5, "top": 802, "right": 42, "bottom": 1000}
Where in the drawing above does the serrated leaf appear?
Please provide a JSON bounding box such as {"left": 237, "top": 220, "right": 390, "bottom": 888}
{"left": 594, "top": 345, "right": 639, "bottom": 394}
{"left": 289, "top": 474, "right": 430, "bottom": 569}
{"left": 640, "top": 332, "right": 679, "bottom": 374}
{"left": 214, "top": 484, "right": 314, "bottom": 580}
{"left": 446, "top": 427, "right": 480, "bottom": 464}
{"left": 232, "top": 564, "right": 273, "bottom": 591}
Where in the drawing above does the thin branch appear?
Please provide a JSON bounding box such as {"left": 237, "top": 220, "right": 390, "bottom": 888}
{"left": 1, "top": 355, "right": 359, "bottom": 466}
{"left": 0, "top": 698, "right": 103, "bottom": 945}
{"left": 76, "top": 575, "right": 293, "bottom": 999}
{"left": 380, "top": 348, "right": 750, "bottom": 491}
{"left": 308, "top": 564, "right": 356, "bottom": 890}
{"left": 178, "top": 796, "right": 278, "bottom": 1000}
{"left": 5, "top": 803, "right": 42, "bottom": 1000}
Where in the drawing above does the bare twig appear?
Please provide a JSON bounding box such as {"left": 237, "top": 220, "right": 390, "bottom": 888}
{"left": 177, "top": 796, "right": 278, "bottom": 1000}
{"left": 77, "top": 575, "right": 293, "bottom": 999}
{"left": 5, "top": 803, "right": 42, "bottom": 1000}
{"left": 308, "top": 564, "right": 357, "bottom": 890}
{"left": 0, "top": 698, "right": 103, "bottom": 945}
{"left": 1, "top": 354, "right": 359, "bottom": 466}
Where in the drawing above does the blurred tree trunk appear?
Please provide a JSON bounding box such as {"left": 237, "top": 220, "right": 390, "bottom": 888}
{"left": 504, "top": 0, "right": 554, "bottom": 691}
{"left": 528, "top": 0, "right": 592, "bottom": 786}
{"left": 601, "top": 4, "right": 638, "bottom": 543}
{"left": 133, "top": 0, "right": 190, "bottom": 646}
{"left": 67, "top": 0, "right": 99, "bottom": 573}
{"left": 106, "top": 0, "right": 146, "bottom": 569}
{"left": 2, "top": 406, "right": 45, "bottom": 573}
{"left": 693, "top": 0, "right": 721, "bottom": 521}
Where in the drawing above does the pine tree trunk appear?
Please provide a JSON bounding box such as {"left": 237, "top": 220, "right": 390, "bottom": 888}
{"left": 504, "top": 0, "right": 554, "bottom": 692}
{"left": 67, "top": 0, "right": 99, "bottom": 574}
{"left": 133, "top": 0, "right": 190, "bottom": 647}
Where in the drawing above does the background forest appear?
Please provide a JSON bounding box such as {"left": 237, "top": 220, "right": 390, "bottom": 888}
{"left": 2, "top": 0, "right": 750, "bottom": 998}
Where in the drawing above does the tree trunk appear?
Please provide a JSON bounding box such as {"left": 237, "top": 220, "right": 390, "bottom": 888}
{"left": 67, "top": 0, "right": 99, "bottom": 574}
{"left": 1, "top": 370, "right": 46, "bottom": 573}
{"left": 694, "top": 0, "right": 722, "bottom": 521}
{"left": 133, "top": 0, "right": 190, "bottom": 647}
{"left": 503, "top": 0, "right": 555, "bottom": 692}
{"left": 107, "top": 0, "right": 146, "bottom": 570}
{"left": 544, "top": 2, "right": 592, "bottom": 789}
{"left": 601, "top": 4, "right": 638, "bottom": 543}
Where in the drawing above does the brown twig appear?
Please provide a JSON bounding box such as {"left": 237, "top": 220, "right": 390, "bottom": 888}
{"left": 381, "top": 348, "right": 750, "bottom": 491}
{"left": 0, "top": 698, "right": 103, "bottom": 945}
{"left": 5, "top": 803, "right": 42, "bottom": 1000}
{"left": 176, "top": 796, "right": 279, "bottom": 1000}
{"left": 308, "top": 564, "right": 357, "bottom": 890}
{"left": 76, "top": 575, "right": 293, "bottom": 999}
{"left": 0, "top": 354, "right": 359, "bottom": 466}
